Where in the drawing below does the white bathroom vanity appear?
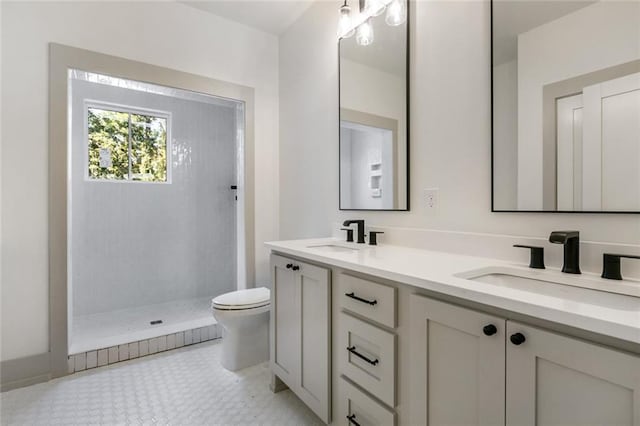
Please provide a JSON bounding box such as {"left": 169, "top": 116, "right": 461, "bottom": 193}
{"left": 267, "top": 238, "right": 640, "bottom": 426}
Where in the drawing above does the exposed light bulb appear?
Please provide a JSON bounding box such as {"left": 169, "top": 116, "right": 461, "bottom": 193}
{"left": 356, "top": 18, "right": 374, "bottom": 46}
{"left": 337, "top": 1, "right": 355, "bottom": 38}
{"left": 385, "top": 0, "right": 407, "bottom": 26}
{"left": 366, "top": 0, "right": 386, "bottom": 17}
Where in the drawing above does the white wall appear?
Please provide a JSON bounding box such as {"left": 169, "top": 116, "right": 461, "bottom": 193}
{"left": 279, "top": 1, "right": 639, "bottom": 247}
{"left": 279, "top": 1, "right": 338, "bottom": 238}
{"left": 492, "top": 59, "right": 518, "bottom": 210}
{"left": 1, "top": 1, "right": 279, "bottom": 361}
{"left": 517, "top": 1, "right": 640, "bottom": 209}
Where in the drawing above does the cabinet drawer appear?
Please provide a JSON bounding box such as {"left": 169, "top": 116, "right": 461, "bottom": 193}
{"left": 338, "top": 273, "right": 396, "bottom": 328}
{"left": 338, "top": 313, "right": 396, "bottom": 407}
{"left": 338, "top": 376, "right": 395, "bottom": 426}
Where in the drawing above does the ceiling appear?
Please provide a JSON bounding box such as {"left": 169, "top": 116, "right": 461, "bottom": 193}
{"left": 181, "top": 0, "right": 315, "bottom": 35}
{"left": 493, "top": 0, "right": 596, "bottom": 65}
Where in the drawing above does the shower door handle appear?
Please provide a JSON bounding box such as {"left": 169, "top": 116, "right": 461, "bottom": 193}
{"left": 229, "top": 185, "right": 237, "bottom": 190}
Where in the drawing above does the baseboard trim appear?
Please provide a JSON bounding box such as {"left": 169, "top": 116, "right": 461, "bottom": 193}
{"left": 1, "top": 352, "right": 51, "bottom": 392}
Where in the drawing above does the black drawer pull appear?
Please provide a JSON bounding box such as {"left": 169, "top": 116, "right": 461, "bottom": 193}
{"left": 292, "top": 265, "right": 300, "bottom": 271}
{"left": 345, "top": 292, "right": 377, "bottom": 306}
{"left": 347, "top": 346, "right": 379, "bottom": 366}
{"left": 346, "top": 414, "right": 361, "bottom": 426}
{"left": 286, "top": 263, "right": 293, "bottom": 269}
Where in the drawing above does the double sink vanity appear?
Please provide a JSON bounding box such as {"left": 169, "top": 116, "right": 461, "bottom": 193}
{"left": 285, "top": 0, "right": 640, "bottom": 423}
{"left": 266, "top": 226, "right": 640, "bottom": 426}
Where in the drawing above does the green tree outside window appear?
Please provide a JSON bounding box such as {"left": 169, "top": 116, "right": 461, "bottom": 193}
{"left": 87, "top": 107, "right": 168, "bottom": 182}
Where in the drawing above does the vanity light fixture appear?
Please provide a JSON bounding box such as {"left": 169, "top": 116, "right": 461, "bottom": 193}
{"left": 338, "top": 0, "right": 407, "bottom": 44}
{"left": 366, "top": 0, "right": 387, "bottom": 17}
{"left": 337, "top": 0, "right": 355, "bottom": 38}
{"left": 356, "top": 18, "right": 375, "bottom": 46}
{"left": 385, "top": 0, "right": 407, "bottom": 26}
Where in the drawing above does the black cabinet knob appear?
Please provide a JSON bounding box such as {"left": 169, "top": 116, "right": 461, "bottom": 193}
{"left": 483, "top": 324, "right": 497, "bottom": 336}
{"left": 292, "top": 265, "right": 300, "bottom": 271}
{"left": 510, "top": 332, "right": 526, "bottom": 345}
{"left": 285, "top": 263, "right": 293, "bottom": 269}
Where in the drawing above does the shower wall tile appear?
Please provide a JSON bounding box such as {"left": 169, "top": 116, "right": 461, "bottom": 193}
{"left": 129, "top": 342, "right": 139, "bottom": 359}
{"left": 68, "top": 356, "right": 75, "bottom": 374}
{"left": 149, "top": 338, "right": 159, "bottom": 354}
{"left": 98, "top": 349, "right": 109, "bottom": 367}
{"left": 184, "top": 330, "right": 193, "bottom": 346}
{"left": 167, "top": 334, "right": 176, "bottom": 350}
{"left": 139, "top": 340, "right": 149, "bottom": 357}
{"left": 201, "top": 327, "right": 209, "bottom": 341}
{"left": 118, "top": 344, "right": 129, "bottom": 361}
{"left": 74, "top": 353, "right": 86, "bottom": 372}
{"left": 108, "top": 346, "right": 119, "bottom": 364}
{"left": 86, "top": 351, "right": 98, "bottom": 369}
{"left": 158, "top": 336, "right": 167, "bottom": 352}
{"left": 71, "top": 79, "right": 238, "bottom": 317}
{"left": 176, "top": 332, "right": 185, "bottom": 348}
{"left": 207, "top": 325, "right": 217, "bottom": 340}
{"left": 193, "top": 329, "right": 201, "bottom": 344}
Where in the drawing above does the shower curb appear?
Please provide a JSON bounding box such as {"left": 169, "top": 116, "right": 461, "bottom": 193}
{"left": 67, "top": 324, "right": 221, "bottom": 373}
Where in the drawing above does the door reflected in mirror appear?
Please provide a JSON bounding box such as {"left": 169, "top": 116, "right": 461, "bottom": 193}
{"left": 492, "top": 0, "right": 640, "bottom": 212}
{"left": 339, "top": 2, "right": 409, "bottom": 210}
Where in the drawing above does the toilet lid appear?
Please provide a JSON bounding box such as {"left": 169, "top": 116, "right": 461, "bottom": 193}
{"left": 212, "top": 287, "right": 270, "bottom": 310}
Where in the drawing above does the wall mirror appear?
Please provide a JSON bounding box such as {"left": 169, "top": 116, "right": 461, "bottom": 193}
{"left": 339, "top": 1, "right": 409, "bottom": 210}
{"left": 492, "top": 0, "right": 640, "bottom": 212}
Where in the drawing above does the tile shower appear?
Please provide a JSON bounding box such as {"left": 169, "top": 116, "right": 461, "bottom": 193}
{"left": 67, "top": 71, "right": 245, "bottom": 370}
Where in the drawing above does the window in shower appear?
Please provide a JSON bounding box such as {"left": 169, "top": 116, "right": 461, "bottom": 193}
{"left": 86, "top": 103, "right": 170, "bottom": 182}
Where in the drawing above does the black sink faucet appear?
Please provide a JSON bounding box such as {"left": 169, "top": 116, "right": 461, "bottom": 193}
{"left": 343, "top": 219, "right": 365, "bottom": 244}
{"left": 549, "top": 231, "right": 581, "bottom": 274}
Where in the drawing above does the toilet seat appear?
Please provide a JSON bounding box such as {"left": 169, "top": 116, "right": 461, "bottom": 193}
{"left": 212, "top": 287, "right": 270, "bottom": 311}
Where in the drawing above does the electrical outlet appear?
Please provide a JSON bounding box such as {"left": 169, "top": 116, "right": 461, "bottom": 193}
{"left": 424, "top": 188, "right": 439, "bottom": 211}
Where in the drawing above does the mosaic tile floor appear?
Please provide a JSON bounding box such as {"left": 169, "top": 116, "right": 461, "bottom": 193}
{"left": 0, "top": 341, "right": 321, "bottom": 425}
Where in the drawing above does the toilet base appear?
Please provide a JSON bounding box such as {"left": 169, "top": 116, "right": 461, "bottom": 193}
{"left": 219, "top": 310, "right": 269, "bottom": 371}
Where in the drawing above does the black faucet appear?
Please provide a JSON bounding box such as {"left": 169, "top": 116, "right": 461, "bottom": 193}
{"left": 343, "top": 219, "right": 365, "bottom": 244}
{"left": 549, "top": 231, "right": 581, "bottom": 274}
{"left": 601, "top": 253, "right": 640, "bottom": 280}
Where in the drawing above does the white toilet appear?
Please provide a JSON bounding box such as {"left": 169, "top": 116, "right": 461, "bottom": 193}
{"left": 211, "top": 287, "right": 270, "bottom": 371}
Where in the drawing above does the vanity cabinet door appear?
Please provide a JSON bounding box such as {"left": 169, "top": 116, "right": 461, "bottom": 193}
{"left": 297, "top": 260, "right": 331, "bottom": 423}
{"left": 270, "top": 254, "right": 331, "bottom": 423}
{"left": 409, "top": 295, "right": 506, "bottom": 426}
{"left": 270, "top": 255, "right": 299, "bottom": 387}
{"left": 506, "top": 321, "right": 640, "bottom": 426}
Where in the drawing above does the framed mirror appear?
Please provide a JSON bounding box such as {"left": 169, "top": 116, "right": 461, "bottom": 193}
{"left": 339, "top": 1, "right": 409, "bottom": 210}
{"left": 492, "top": 0, "right": 640, "bottom": 213}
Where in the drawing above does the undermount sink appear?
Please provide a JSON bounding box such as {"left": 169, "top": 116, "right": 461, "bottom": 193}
{"left": 306, "top": 244, "right": 360, "bottom": 253}
{"left": 456, "top": 266, "right": 640, "bottom": 303}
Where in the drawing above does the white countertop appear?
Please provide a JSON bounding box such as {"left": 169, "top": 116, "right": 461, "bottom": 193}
{"left": 266, "top": 238, "right": 640, "bottom": 345}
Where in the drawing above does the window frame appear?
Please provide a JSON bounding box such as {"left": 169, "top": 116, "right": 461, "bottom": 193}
{"left": 83, "top": 99, "right": 172, "bottom": 184}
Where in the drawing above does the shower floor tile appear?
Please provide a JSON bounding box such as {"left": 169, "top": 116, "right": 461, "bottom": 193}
{"left": 71, "top": 297, "right": 216, "bottom": 354}
{"left": 1, "top": 341, "right": 322, "bottom": 426}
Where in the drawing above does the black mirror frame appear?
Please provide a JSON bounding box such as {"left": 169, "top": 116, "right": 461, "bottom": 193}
{"left": 490, "top": 0, "right": 640, "bottom": 214}
{"left": 338, "top": 1, "right": 411, "bottom": 212}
